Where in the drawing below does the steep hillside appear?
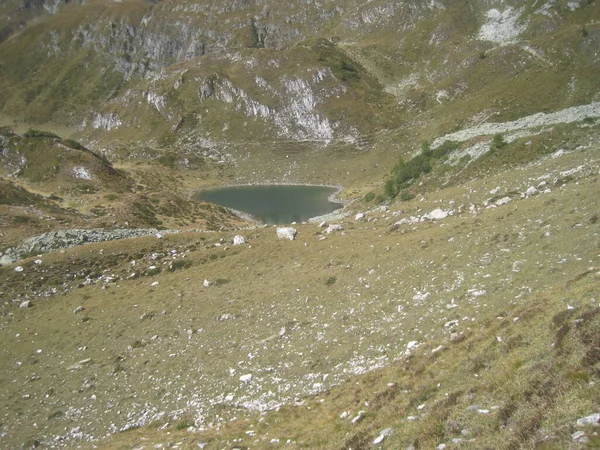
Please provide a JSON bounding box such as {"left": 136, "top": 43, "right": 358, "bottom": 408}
{"left": 0, "top": 134, "right": 599, "bottom": 449}
{"left": 1, "top": 1, "right": 600, "bottom": 449}
{"left": 0, "top": 0, "right": 598, "bottom": 183}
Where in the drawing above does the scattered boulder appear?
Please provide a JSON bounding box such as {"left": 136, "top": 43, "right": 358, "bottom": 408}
{"left": 373, "top": 428, "right": 393, "bottom": 445}
{"left": 572, "top": 430, "right": 589, "bottom": 444}
{"left": 203, "top": 279, "right": 211, "bottom": 287}
{"left": 496, "top": 196, "right": 512, "bottom": 206}
{"left": 232, "top": 235, "right": 246, "bottom": 245}
{"left": 276, "top": 227, "right": 297, "bottom": 240}
{"left": 239, "top": 373, "right": 253, "bottom": 383}
{"left": 19, "top": 300, "right": 33, "bottom": 308}
{"left": 73, "top": 306, "right": 85, "bottom": 313}
{"left": 319, "top": 221, "right": 328, "bottom": 228}
{"left": 351, "top": 411, "right": 365, "bottom": 424}
{"left": 576, "top": 413, "right": 600, "bottom": 427}
{"left": 14, "top": 266, "right": 24, "bottom": 272}
{"left": 524, "top": 186, "right": 538, "bottom": 197}
{"left": 355, "top": 212, "right": 365, "bottom": 221}
{"left": 326, "top": 224, "right": 344, "bottom": 234}
{"left": 423, "top": 208, "right": 450, "bottom": 220}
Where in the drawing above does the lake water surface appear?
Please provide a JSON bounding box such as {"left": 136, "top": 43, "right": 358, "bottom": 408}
{"left": 194, "top": 185, "right": 343, "bottom": 225}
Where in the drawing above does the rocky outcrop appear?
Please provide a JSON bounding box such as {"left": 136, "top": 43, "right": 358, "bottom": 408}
{"left": 0, "top": 228, "right": 180, "bottom": 266}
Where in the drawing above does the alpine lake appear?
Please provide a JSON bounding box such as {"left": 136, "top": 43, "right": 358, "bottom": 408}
{"left": 193, "top": 185, "right": 343, "bottom": 225}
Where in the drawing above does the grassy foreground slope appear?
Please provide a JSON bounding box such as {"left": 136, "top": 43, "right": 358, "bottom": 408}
{"left": 1, "top": 138, "right": 599, "bottom": 448}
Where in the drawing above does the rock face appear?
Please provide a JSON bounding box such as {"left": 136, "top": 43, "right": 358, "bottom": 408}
{"left": 276, "top": 227, "right": 297, "bottom": 240}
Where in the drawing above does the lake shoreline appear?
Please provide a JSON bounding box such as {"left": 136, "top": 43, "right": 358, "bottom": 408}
{"left": 192, "top": 183, "right": 349, "bottom": 226}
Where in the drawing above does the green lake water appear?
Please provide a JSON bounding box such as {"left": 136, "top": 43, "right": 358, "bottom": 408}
{"left": 194, "top": 185, "right": 343, "bottom": 225}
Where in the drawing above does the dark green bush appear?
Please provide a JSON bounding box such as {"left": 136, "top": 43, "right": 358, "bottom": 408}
{"left": 23, "top": 129, "right": 60, "bottom": 138}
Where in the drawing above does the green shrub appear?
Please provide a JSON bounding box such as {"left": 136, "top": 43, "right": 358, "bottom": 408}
{"left": 490, "top": 134, "right": 507, "bottom": 151}
{"left": 382, "top": 140, "right": 459, "bottom": 198}
{"left": 62, "top": 139, "right": 86, "bottom": 150}
{"left": 325, "top": 276, "right": 337, "bottom": 286}
{"left": 363, "top": 192, "right": 376, "bottom": 203}
{"left": 23, "top": 129, "right": 60, "bottom": 139}
{"left": 400, "top": 190, "right": 415, "bottom": 201}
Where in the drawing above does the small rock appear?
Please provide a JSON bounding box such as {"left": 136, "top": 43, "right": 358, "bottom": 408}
{"left": 203, "top": 279, "right": 211, "bottom": 287}
{"left": 239, "top": 373, "right": 253, "bottom": 383}
{"left": 524, "top": 186, "right": 538, "bottom": 197}
{"left": 34, "top": 259, "right": 42, "bottom": 265}
{"left": 351, "top": 411, "right": 365, "bottom": 424}
{"left": 326, "top": 224, "right": 344, "bottom": 234}
{"left": 340, "top": 411, "right": 349, "bottom": 419}
{"left": 576, "top": 413, "right": 600, "bottom": 427}
{"left": 19, "top": 300, "right": 33, "bottom": 308}
{"left": 319, "top": 221, "right": 328, "bottom": 228}
{"left": 232, "top": 235, "right": 246, "bottom": 245}
{"left": 150, "top": 281, "right": 159, "bottom": 287}
{"left": 276, "top": 227, "right": 297, "bottom": 240}
{"left": 572, "top": 430, "right": 589, "bottom": 443}
{"left": 355, "top": 212, "right": 365, "bottom": 221}
{"left": 436, "top": 444, "right": 447, "bottom": 450}
{"left": 406, "top": 340, "right": 420, "bottom": 351}
{"left": 73, "top": 306, "right": 85, "bottom": 313}
{"left": 496, "top": 196, "right": 512, "bottom": 206}
{"left": 424, "top": 208, "right": 450, "bottom": 220}
{"left": 373, "top": 428, "right": 392, "bottom": 445}
{"left": 14, "top": 266, "right": 24, "bottom": 272}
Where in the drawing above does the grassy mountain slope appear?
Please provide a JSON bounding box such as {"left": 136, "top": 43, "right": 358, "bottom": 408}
{"left": 1, "top": 133, "right": 599, "bottom": 448}
{"left": 1, "top": 0, "right": 600, "bottom": 448}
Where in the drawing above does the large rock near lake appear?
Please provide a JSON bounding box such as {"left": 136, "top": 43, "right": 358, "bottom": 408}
{"left": 277, "top": 227, "right": 297, "bottom": 240}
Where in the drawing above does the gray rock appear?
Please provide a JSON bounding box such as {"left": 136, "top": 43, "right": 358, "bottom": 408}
{"left": 19, "top": 300, "right": 33, "bottom": 308}
{"left": 496, "top": 196, "right": 512, "bottom": 206}
{"left": 276, "top": 227, "right": 297, "bottom": 240}
{"left": 576, "top": 413, "right": 600, "bottom": 427}
{"left": 239, "top": 373, "right": 253, "bottom": 383}
{"left": 355, "top": 212, "right": 366, "bottom": 221}
{"left": 73, "top": 306, "right": 85, "bottom": 313}
{"left": 572, "top": 430, "right": 589, "bottom": 443}
{"left": 325, "top": 224, "right": 344, "bottom": 234}
{"left": 232, "top": 235, "right": 246, "bottom": 245}
{"left": 423, "top": 208, "right": 450, "bottom": 220}
{"left": 524, "top": 186, "right": 538, "bottom": 197}
{"left": 373, "top": 428, "right": 392, "bottom": 444}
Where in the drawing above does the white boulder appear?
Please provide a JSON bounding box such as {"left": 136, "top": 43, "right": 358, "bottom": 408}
{"left": 232, "top": 235, "right": 246, "bottom": 245}
{"left": 277, "top": 227, "right": 297, "bottom": 240}
{"left": 424, "top": 208, "right": 450, "bottom": 220}
{"left": 326, "top": 224, "right": 344, "bottom": 234}
{"left": 239, "top": 373, "right": 253, "bottom": 383}
{"left": 355, "top": 212, "right": 365, "bottom": 221}
{"left": 496, "top": 196, "right": 512, "bottom": 206}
